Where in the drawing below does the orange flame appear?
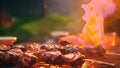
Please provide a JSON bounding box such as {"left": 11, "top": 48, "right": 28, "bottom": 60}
{"left": 105, "top": 32, "right": 117, "bottom": 47}
{"left": 79, "top": 0, "right": 116, "bottom": 47}
{"left": 111, "top": 32, "right": 116, "bottom": 46}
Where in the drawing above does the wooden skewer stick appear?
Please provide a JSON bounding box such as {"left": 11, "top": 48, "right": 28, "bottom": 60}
{"left": 106, "top": 53, "right": 120, "bottom": 56}
{"left": 84, "top": 59, "right": 115, "bottom": 68}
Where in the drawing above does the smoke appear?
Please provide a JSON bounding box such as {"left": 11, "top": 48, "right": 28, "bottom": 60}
{"left": 46, "top": 0, "right": 91, "bottom": 33}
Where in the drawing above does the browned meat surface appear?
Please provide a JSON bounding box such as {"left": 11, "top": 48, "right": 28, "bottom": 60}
{"left": 12, "top": 44, "right": 26, "bottom": 52}
{"left": 0, "top": 44, "right": 10, "bottom": 51}
{"left": 82, "top": 45, "right": 106, "bottom": 57}
{"left": 0, "top": 48, "right": 23, "bottom": 66}
{"left": 62, "top": 52, "right": 85, "bottom": 67}
{"left": 41, "top": 51, "right": 64, "bottom": 66}
{"left": 60, "top": 45, "right": 83, "bottom": 54}
{"left": 25, "top": 42, "right": 40, "bottom": 53}
{"left": 19, "top": 53, "right": 38, "bottom": 68}
{"left": 0, "top": 42, "right": 39, "bottom": 68}
{"left": 41, "top": 44, "right": 61, "bottom": 51}
{"left": 0, "top": 42, "right": 107, "bottom": 68}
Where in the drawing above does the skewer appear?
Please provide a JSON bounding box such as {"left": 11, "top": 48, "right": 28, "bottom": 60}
{"left": 105, "top": 53, "right": 120, "bottom": 56}
{"left": 84, "top": 59, "right": 115, "bottom": 68}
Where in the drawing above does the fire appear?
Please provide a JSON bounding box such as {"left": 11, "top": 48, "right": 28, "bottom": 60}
{"left": 111, "top": 32, "right": 116, "bottom": 46}
{"left": 105, "top": 32, "right": 118, "bottom": 48}
{"left": 79, "top": 0, "right": 116, "bottom": 47}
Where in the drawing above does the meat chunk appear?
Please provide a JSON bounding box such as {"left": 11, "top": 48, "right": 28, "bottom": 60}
{"left": 33, "top": 49, "right": 47, "bottom": 61}
{"left": 62, "top": 52, "right": 85, "bottom": 67}
{"left": 58, "top": 35, "right": 80, "bottom": 46}
{"left": 60, "top": 45, "right": 83, "bottom": 54}
{"left": 0, "top": 42, "right": 39, "bottom": 68}
{"left": 0, "top": 48, "right": 23, "bottom": 66}
{"left": 12, "top": 44, "right": 26, "bottom": 52}
{"left": 41, "top": 44, "right": 61, "bottom": 51}
{"left": 25, "top": 42, "right": 40, "bottom": 53}
{"left": 41, "top": 51, "right": 64, "bottom": 66}
{"left": 19, "top": 53, "right": 38, "bottom": 68}
{"left": 82, "top": 45, "right": 106, "bottom": 56}
{"left": 6, "top": 48, "right": 23, "bottom": 65}
{"left": 0, "top": 51, "right": 5, "bottom": 63}
{"left": 0, "top": 44, "right": 10, "bottom": 51}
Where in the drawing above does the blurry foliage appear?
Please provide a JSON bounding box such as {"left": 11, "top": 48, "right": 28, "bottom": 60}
{"left": 0, "top": 13, "right": 70, "bottom": 43}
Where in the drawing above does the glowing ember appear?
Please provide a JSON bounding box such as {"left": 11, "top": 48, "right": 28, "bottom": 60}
{"left": 79, "top": 0, "right": 116, "bottom": 47}
{"left": 111, "top": 32, "right": 117, "bottom": 46}
{"left": 105, "top": 32, "right": 118, "bottom": 49}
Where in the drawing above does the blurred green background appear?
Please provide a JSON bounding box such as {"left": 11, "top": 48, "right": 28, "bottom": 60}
{"left": 0, "top": 0, "right": 120, "bottom": 43}
{"left": 0, "top": 13, "right": 70, "bottom": 43}
{"left": 0, "top": 0, "right": 86, "bottom": 43}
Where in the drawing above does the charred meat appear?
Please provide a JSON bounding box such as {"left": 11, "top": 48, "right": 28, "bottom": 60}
{"left": 62, "top": 52, "right": 85, "bottom": 67}
{"left": 41, "top": 51, "right": 64, "bottom": 66}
